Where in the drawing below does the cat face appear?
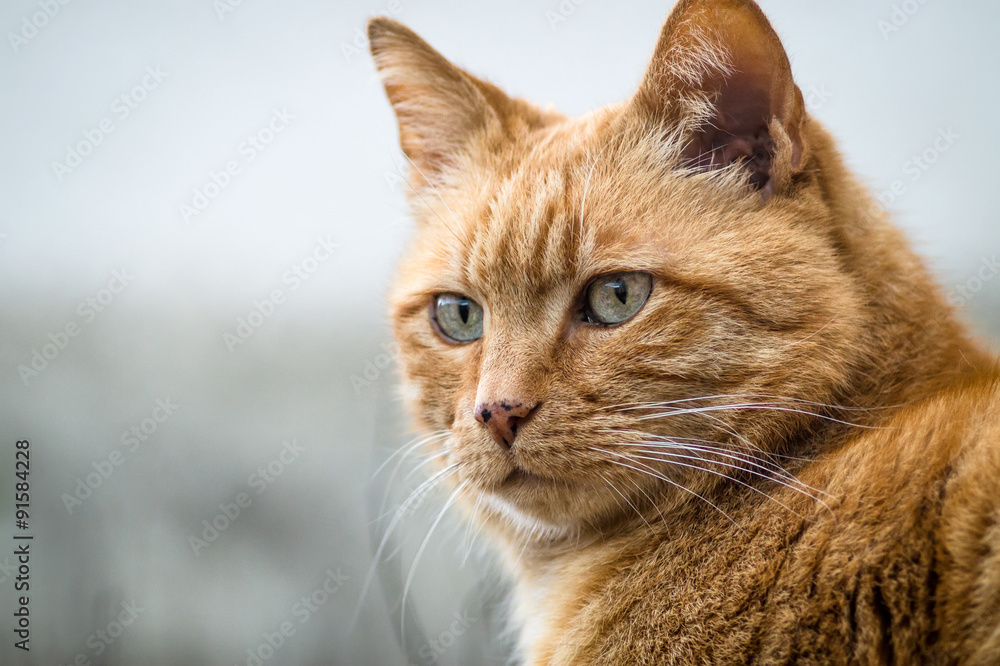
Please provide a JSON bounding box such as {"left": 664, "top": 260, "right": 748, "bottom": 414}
{"left": 372, "top": 0, "right": 867, "bottom": 539}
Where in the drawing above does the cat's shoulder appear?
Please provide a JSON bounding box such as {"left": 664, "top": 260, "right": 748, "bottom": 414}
{"left": 829, "top": 364, "right": 1000, "bottom": 484}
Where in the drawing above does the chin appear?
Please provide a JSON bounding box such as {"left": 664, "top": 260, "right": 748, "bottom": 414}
{"left": 470, "top": 469, "right": 609, "bottom": 544}
{"left": 479, "top": 491, "right": 578, "bottom": 544}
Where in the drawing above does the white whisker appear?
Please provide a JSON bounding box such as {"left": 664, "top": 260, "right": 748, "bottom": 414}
{"left": 401, "top": 479, "right": 470, "bottom": 641}
{"left": 600, "top": 428, "right": 817, "bottom": 486}
{"left": 601, "top": 392, "right": 892, "bottom": 414}
{"left": 370, "top": 430, "right": 450, "bottom": 482}
{"left": 601, "top": 455, "right": 742, "bottom": 530}
{"left": 599, "top": 473, "right": 654, "bottom": 535}
{"left": 396, "top": 150, "right": 470, "bottom": 250}
{"left": 603, "top": 433, "right": 798, "bottom": 483}
{"left": 351, "top": 462, "right": 459, "bottom": 630}
{"left": 373, "top": 430, "right": 451, "bottom": 526}
{"left": 402, "top": 448, "right": 450, "bottom": 481}
{"left": 630, "top": 444, "right": 829, "bottom": 507}
{"left": 623, "top": 473, "right": 670, "bottom": 530}
{"left": 598, "top": 447, "right": 811, "bottom": 518}
{"left": 786, "top": 315, "right": 838, "bottom": 347}
{"left": 634, "top": 403, "right": 878, "bottom": 429}
{"left": 460, "top": 490, "right": 487, "bottom": 567}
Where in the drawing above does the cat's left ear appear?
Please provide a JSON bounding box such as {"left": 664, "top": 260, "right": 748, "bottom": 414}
{"left": 633, "top": 0, "right": 808, "bottom": 200}
{"left": 368, "top": 18, "right": 515, "bottom": 188}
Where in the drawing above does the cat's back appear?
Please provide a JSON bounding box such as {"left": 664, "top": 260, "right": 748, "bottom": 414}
{"left": 768, "top": 363, "right": 1000, "bottom": 664}
{"left": 533, "top": 366, "right": 1000, "bottom": 665}
{"left": 909, "top": 366, "right": 1000, "bottom": 663}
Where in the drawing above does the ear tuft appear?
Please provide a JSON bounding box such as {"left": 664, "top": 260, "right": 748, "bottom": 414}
{"left": 635, "top": 0, "right": 807, "bottom": 200}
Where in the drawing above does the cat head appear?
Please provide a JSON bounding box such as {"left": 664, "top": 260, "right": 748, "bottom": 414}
{"left": 369, "top": 0, "right": 874, "bottom": 541}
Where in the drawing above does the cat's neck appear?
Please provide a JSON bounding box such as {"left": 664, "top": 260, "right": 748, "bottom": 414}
{"left": 801, "top": 119, "right": 988, "bottom": 412}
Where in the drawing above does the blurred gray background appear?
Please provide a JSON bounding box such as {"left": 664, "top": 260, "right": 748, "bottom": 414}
{"left": 1, "top": 0, "right": 997, "bottom": 664}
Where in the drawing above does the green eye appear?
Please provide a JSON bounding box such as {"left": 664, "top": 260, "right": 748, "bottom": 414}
{"left": 584, "top": 272, "right": 652, "bottom": 326}
{"left": 433, "top": 293, "right": 484, "bottom": 343}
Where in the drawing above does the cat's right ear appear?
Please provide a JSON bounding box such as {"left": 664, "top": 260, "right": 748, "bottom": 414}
{"left": 367, "top": 18, "right": 503, "bottom": 187}
{"left": 632, "top": 0, "right": 807, "bottom": 200}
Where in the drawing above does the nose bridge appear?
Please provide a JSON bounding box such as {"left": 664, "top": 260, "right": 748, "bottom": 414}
{"left": 474, "top": 326, "right": 548, "bottom": 407}
{"left": 472, "top": 318, "right": 551, "bottom": 449}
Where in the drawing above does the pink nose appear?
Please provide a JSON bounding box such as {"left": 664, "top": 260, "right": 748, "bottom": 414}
{"left": 474, "top": 400, "right": 540, "bottom": 450}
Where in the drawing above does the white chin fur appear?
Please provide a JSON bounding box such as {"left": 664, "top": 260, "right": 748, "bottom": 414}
{"left": 482, "top": 493, "right": 571, "bottom": 542}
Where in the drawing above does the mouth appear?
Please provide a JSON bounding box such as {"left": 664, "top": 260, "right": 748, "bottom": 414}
{"left": 501, "top": 466, "right": 547, "bottom": 488}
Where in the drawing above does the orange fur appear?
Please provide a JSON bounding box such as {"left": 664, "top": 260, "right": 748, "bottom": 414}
{"left": 368, "top": 1, "right": 1000, "bottom": 663}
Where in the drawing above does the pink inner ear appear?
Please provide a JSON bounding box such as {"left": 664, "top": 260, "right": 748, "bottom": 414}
{"left": 681, "top": 71, "right": 781, "bottom": 191}
{"left": 635, "top": 0, "right": 806, "bottom": 197}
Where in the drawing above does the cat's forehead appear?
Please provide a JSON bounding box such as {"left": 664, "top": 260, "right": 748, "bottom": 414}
{"left": 459, "top": 141, "right": 674, "bottom": 270}
{"left": 464, "top": 163, "right": 585, "bottom": 295}
{"left": 399, "top": 115, "right": 753, "bottom": 308}
{"left": 457, "top": 163, "right": 658, "bottom": 301}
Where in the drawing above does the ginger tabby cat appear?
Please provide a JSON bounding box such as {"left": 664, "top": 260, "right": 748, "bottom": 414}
{"left": 367, "top": 0, "right": 1000, "bottom": 663}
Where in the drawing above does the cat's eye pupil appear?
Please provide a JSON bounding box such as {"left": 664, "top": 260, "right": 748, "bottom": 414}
{"left": 432, "top": 293, "right": 484, "bottom": 344}
{"left": 583, "top": 272, "right": 652, "bottom": 326}
{"left": 613, "top": 281, "right": 628, "bottom": 305}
